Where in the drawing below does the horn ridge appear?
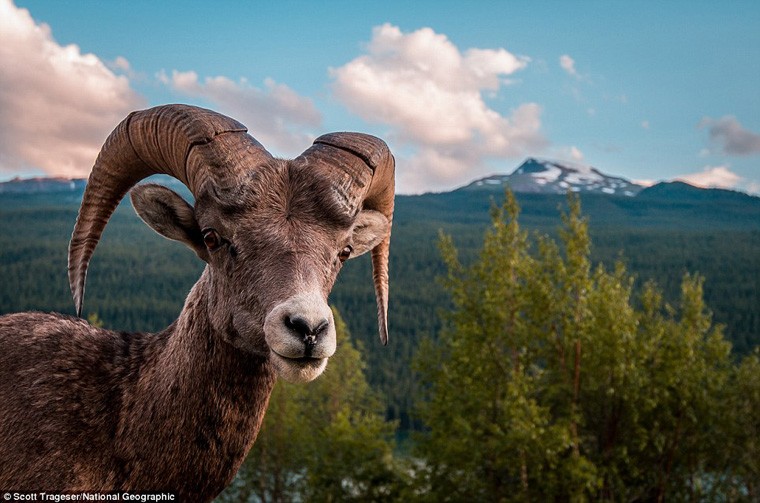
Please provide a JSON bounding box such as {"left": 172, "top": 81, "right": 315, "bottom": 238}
{"left": 313, "top": 132, "right": 389, "bottom": 173}
{"left": 299, "top": 132, "right": 395, "bottom": 344}
{"left": 68, "top": 104, "right": 270, "bottom": 316}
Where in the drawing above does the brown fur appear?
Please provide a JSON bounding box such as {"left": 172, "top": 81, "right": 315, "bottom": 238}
{"left": 0, "top": 162, "right": 373, "bottom": 500}
{"left": 0, "top": 281, "right": 274, "bottom": 499}
{"left": 0, "top": 104, "right": 394, "bottom": 500}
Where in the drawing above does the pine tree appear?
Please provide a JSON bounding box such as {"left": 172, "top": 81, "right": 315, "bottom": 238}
{"left": 414, "top": 190, "right": 740, "bottom": 501}
{"left": 415, "top": 193, "right": 596, "bottom": 501}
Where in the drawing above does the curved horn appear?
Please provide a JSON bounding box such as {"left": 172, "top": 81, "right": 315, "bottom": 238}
{"left": 296, "top": 133, "right": 395, "bottom": 345}
{"left": 68, "top": 104, "right": 272, "bottom": 317}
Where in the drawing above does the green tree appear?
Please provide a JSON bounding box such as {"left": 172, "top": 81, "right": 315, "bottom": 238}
{"left": 415, "top": 191, "right": 739, "bottom": 501}
{"left": 415, "top": 193, "right": 598, "bottom": 501}
{"left": 218, "top": 309, "right": 407, "bottom": 502}
{"left": 87, "top": 312, "right": 105, "bottom": 328}
{"left": 715, "top": 349, "right": 760, "bottom": 499}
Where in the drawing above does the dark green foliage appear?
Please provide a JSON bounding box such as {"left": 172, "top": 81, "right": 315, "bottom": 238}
{"left": 0, "top": 195, "right": 202, "bottom": 329}
{"left": 720, "top": 349, "right": 760, "bottom": 497}
{"left": 2, "top": 186, "right": 759, "bottom": 500}
{"left": 1, "top": 186, "right": 759, "bottom": 431}
{"left": 414, "top": 192, "right": 758, "bottom": 500}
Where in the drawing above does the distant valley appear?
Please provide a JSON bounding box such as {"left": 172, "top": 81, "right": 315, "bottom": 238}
{"left": 2, "top": 161, "right": 759, "bottom": 426}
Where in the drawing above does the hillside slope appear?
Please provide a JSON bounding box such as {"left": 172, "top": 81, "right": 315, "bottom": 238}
{"left": 1, "top": 177, "right": 759, "bottom": 427}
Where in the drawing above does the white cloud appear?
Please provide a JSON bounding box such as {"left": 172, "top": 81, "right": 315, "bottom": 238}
{"left": 675, "top": 165, "right": 742, "bottom": 189}
{"left": 111, "top": 56, "right": 131, "bottom": 72}
{"left": 569, "top": 146, "right": 584, "bottom": 161}
{"left": 633, "top": 179, "right": 656, "bottom": 187}
{"left": 700, "top": 115, "right": 760, "bottom": 156}
{"left": 160, "top": 70, "right": 322, "bottom": 156}
{"left": 0, "top": 0, "right": 144, "bottom": 178}
{"left": 401, "top": 148, "right": 478, "bottom": 194}
{"left": 331, "top": 23, "right": 546, "bottom": 193}
{"left": 552, "top": 145, "right": 585, "bottom": 162}
{"left": 559, "top": 54, "right": 579, "bottom": 78}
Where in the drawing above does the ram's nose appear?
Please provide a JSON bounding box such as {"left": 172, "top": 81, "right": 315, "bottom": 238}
{"left": 285, "top": 315, "right": 330, "bottom": 356}
{"left": 264, "top": 293, "right": 336, "bottom": 382}
{"left": 264, "top": 293, "right": 337, "bottom": 360}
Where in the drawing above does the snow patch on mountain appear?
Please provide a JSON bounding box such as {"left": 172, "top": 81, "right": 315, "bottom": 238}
{"left": 463, "top": 158, "right": 644, "bottom": 196}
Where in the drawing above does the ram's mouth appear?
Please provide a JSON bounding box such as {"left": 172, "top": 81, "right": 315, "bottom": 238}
{"left": 270, "top": 351, "right": 328, "bottom": 382}
{"left": 277, "top": 353, "right": 324, "bottom": 366}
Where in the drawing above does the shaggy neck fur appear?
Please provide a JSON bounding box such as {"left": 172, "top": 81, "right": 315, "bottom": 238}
{"left": 114, "top": 269, "right": 277, "bottom": 499}
{"left": 0, "top": 269, "right": 276, "bottom": 502}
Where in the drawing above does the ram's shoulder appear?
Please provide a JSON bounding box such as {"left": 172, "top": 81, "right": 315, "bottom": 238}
{"left": 1, "top": 311, "right": 98, "bottom": 341}
{"left": 0, "top": 312, "right": 132, "bottom": 368}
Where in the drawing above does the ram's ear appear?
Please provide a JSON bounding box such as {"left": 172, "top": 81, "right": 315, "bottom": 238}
{"left": 130, "top": 184, "right": 209, "bottom": 262}
{"left": 350, "top": 210, "right": 390, "bottom": 258}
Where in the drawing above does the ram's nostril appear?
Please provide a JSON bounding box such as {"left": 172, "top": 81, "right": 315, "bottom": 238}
{"left": 313, "top": 319, "right": 329, "bottom": 336}
{"left": 285, "top": 315, "right": 329, "bottom": 339}
{"left": 285, "top": 316, "right": 310, "bottom": 337}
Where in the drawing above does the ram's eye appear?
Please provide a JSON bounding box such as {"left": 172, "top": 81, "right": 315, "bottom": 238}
{"left": 202, "top": 229, "right": 222, "bottom": 252}
{"left": 338, "top": 245, "right": 353, "bottom": 263}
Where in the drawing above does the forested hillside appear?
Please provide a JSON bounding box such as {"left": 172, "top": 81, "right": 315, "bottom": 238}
{"left": 413, "top": 194, "right": 760, "bottom": 499}
{"left": 1, "top": 183, "right": 758, "bottom": 430}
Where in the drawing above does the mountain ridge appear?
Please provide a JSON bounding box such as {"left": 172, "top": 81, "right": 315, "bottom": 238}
{"left": 460, "top": 157, "right": 645, "bottom": 196}
{"left": 2, "top": 161, "right": 757, "bottom": 203}
{"left": 0, "top": 176, "right": 86, "bottom": 194}
{"left": 1, "top": 162, "right": 759, "bottom": 427}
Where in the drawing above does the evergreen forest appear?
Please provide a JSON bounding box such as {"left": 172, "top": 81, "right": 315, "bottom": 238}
{"left": 1, "top": 183, "right": 759, "bottom": 500}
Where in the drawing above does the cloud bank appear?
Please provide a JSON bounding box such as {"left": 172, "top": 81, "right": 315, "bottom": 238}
{"left": 700, "top": 115, "right": 760, "bottom": 156}
{"left": 331, "top": 24, "right": 547, "bottom": 192}
{"left": 159, "top": 70, "right": 322, "bottom": 156}
{"left": 676, "top": 165, "right": 743, "bottom": 190}
{"left": 0, "top": 0, "right": 144, "bottom": 178}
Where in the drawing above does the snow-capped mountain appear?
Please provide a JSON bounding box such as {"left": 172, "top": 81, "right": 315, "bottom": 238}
{"left": 0, "top": 176, "right": 87, "bottom": 194}
{"left": 0, "top": 174, "right": 188, "bottom": 196}
{"left": 462, "top": 158, "right": 644, "bottom": 197}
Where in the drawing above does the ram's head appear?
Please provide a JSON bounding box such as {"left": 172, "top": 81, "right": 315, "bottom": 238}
{"left": 68, "top": 105, "right": 394, "bottom": 382}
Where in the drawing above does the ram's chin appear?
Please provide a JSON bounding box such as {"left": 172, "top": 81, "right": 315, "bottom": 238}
{"left": 270, "top": 352, "right": 328, "bottom": 383}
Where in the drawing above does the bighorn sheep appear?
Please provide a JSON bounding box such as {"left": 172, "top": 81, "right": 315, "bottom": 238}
{"left": 0, "top": 104, "right": 394, "bottom": 500}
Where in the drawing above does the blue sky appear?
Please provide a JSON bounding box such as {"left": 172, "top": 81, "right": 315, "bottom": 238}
{"left": 2, "top": 0, "right": 759, "bottom": 194}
